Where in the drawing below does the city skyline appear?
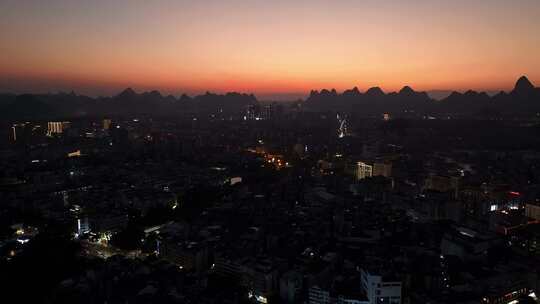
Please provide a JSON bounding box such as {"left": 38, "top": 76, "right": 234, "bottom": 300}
{"left": 1, "top": 0, "right": 540, "bottom": 100}
{"left": 2, "top": 2, "right": 540, "bottom": 302}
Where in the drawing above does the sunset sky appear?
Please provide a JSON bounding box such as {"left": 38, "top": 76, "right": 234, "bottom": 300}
{"left": 1, "top": 0, "right": 539, "bottom": 100}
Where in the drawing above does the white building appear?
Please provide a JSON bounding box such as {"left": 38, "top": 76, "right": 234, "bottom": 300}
{"left": 309, "top": 285, "right": 331, "bottom": 304}
{"left": 76, "top": 217, "right": 90, "bottom": 236}
{"left": 308, "top": 283, "right": 370, "bottom": 304}
{"left": 356, "top": 162, "right": 373, "bottom": 181}
{"left": 361, "top": 268, "right": 401, "bottom": 304}
{"left": 12, "top": 123, "right": 26, "bottom": 142}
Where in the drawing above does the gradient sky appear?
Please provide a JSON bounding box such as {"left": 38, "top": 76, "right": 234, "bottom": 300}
{"left": 1, "top": 0, "right": 539, "bottom": 100}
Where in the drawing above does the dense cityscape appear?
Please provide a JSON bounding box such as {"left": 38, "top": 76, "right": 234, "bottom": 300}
{"left": 2, "top": 0, "right": 540, "bottom": 303}
{"left": 1, "top": 75, "right": 540, "bottom": 303}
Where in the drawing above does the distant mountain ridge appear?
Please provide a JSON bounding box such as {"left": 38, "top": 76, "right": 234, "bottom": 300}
{"left": 304, "top": 76, "right": 540, "bottom": 116}
{"left": 0, "top": 76, "right": 538, "bottom": 119}
{"left": 0, "top": 89, "right": 257, "bottom": 119}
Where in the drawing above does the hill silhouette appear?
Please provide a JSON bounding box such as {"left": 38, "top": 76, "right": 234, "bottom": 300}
{"left": 0, "top": 89, "right": 257, "bottom": 119}
{"left": 304, "top": 76, "right": 539, "bottom": 116}
{"left": 0, "top": 76, "right": 538, "bottom": 119}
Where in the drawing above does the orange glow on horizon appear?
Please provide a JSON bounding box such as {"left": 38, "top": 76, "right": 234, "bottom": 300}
{"left": 1, "top": 0, "right": 539, "bottom": 99}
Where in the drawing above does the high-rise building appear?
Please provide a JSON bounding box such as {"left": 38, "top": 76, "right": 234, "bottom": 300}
{"left": 308, "top": 285, "right": 331, "bottom": 304}
{"left": 356, "top": 162, "right": 373, "bottom": 180}
{"left": 77, "top": 217, "right": 90, "bottom": 236}
{"left": 280, "top": 271, "right": 303, "bottom": 304}
{"left": 361, "top": 268, "right": 401, "bottom": 304}
{"left": 262, "top": 104, "right": 272, "bottom": 120}
{"left": 337, "top": 114, "right": 349, "bottom": 138}
{"left": 47, "top": 121, "right": 70, "bottom": 136}
{"left": 47, "top": 122, "right": 62, "bottom": 136}
{"left": 11, "top": 123, "right": 26, "bottom": 142}
{"left": 245, "top": 104, "right": 257, "bottom": 120}
{"left": 244, "top": 104, "right": 274, "bottom": 121}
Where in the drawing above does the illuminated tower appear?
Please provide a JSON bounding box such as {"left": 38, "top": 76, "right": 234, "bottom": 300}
{"left": 337, "top": 114, "right": 349, "bottom": 138}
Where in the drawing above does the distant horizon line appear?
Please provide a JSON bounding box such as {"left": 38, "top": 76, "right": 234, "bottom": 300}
{"left": 1, "top": 76, "right": 534, "bottom": 101}
{"left": 0, "top": 88, "right": 513, "bottom": 101}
